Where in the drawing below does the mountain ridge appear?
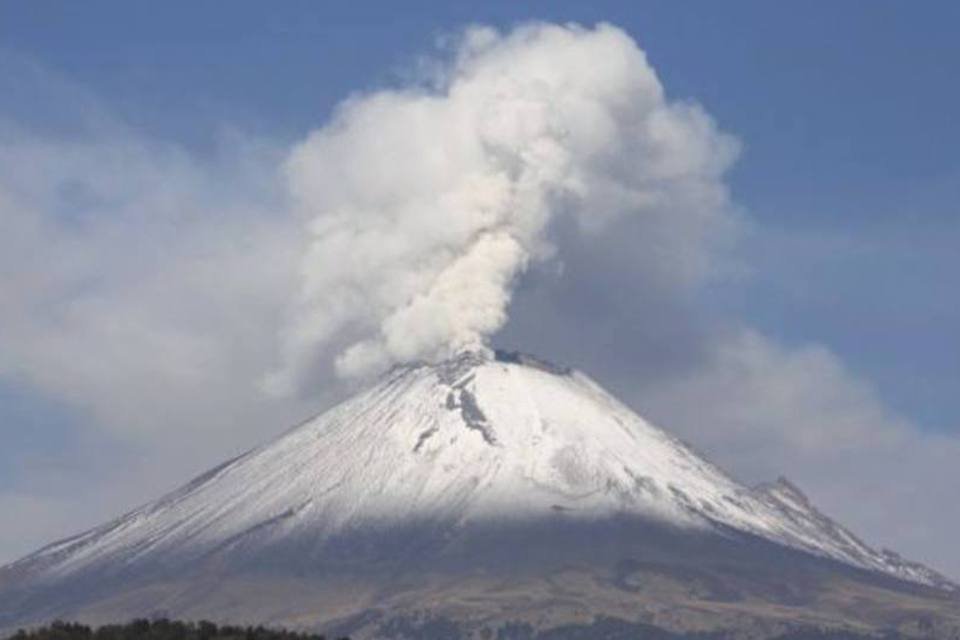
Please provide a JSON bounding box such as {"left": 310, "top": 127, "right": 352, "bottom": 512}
{"left": 1, "top": 350, "right": 957, "bottom": 638}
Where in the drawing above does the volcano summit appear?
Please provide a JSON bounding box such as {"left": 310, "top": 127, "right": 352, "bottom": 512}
{"left": 1, "top": 351, "right": 957, "bottom": 638}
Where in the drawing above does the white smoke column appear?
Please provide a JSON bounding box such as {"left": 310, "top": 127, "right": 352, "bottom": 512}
{"left": 268, "top": 22, "right": 738, "bottom": 390}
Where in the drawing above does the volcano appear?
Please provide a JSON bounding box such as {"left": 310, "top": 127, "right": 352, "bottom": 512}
{"left": 1, "top": 351, "right": 958, "bottom": 639}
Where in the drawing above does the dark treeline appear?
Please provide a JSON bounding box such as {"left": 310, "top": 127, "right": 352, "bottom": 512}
{"left": 2, "top": 618, "right": 925, "bottom": 640}
{"left": 3, "top": 620, "right": 347, "bottom": 640}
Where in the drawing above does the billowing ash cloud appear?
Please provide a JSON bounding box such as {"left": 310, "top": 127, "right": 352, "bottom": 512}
{"left": 266, "top": 23, "right": 738, "bottom": 390}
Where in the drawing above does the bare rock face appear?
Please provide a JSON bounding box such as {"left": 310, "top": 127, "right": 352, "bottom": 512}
{"left": 2, "top": 352, "right": 958, "bottom": 639}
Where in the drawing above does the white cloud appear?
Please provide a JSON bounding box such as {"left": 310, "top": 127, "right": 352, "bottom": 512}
{"left": 0, "top": 89, "right": 324, "bottom": 470}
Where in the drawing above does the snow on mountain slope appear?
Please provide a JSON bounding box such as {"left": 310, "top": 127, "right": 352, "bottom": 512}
{"left": 6, "top": 351, "right": 953, "bottom": 593}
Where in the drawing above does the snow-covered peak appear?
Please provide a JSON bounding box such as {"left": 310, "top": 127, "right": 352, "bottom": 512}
{"left": 8, "top": 351, "right": 954, "bottom": 592}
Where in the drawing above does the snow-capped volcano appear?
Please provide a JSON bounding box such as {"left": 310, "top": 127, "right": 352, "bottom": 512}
{"left": 1, "top": 351, "right": 956, "bottom": 638}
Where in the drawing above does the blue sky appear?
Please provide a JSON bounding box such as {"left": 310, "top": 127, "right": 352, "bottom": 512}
{"left": 1, "top": 2, "right": 958, "bottom": 574}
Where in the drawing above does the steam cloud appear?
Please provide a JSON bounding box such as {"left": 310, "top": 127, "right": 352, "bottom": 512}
{"left": 268, "top": 23, "right": 738, "bottom": 390}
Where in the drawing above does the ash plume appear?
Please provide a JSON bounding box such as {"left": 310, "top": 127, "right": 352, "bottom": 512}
{"left": 266, "top": 22, "right": 738, "bottom": 391}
